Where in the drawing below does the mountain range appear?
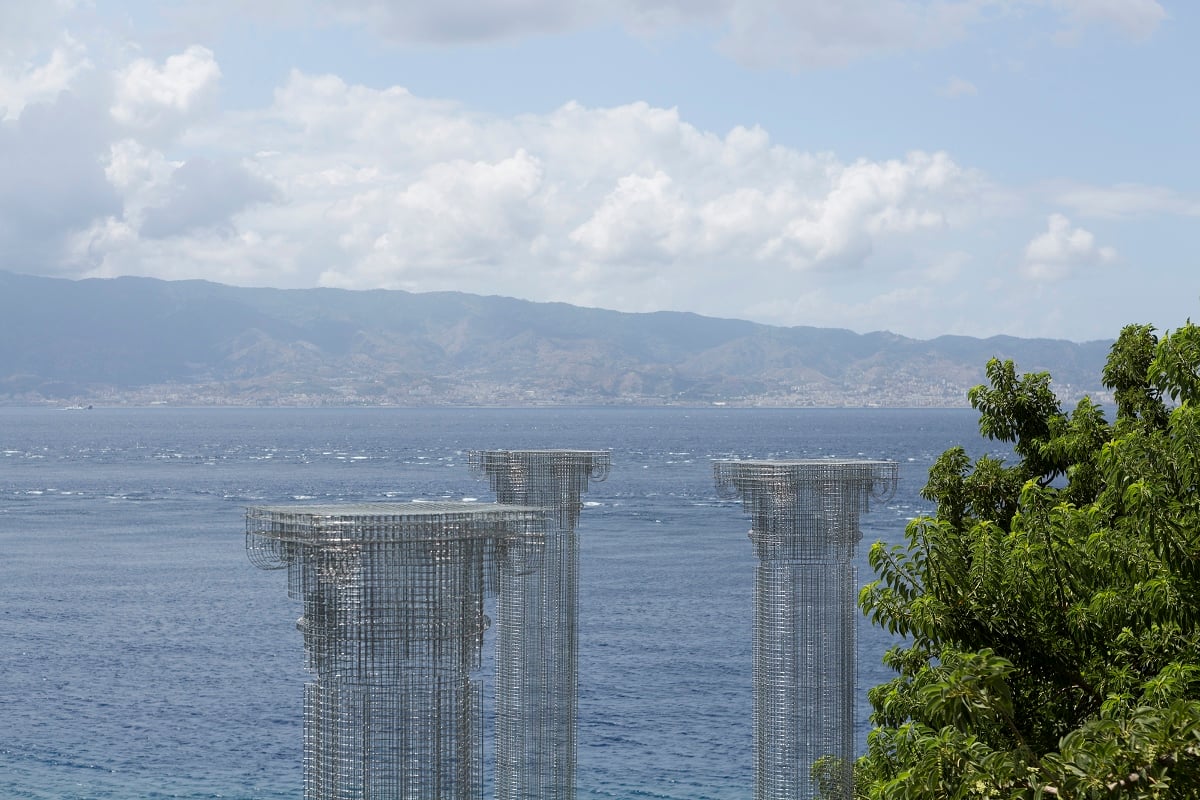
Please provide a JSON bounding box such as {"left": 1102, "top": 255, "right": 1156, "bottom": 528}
{"left": 0, "top": 270, "right": 1113, "bottom": 407}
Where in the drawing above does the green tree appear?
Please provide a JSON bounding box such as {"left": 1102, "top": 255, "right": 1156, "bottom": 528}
{"left": 851, "top": 321, "right": 1200, "bottom": 799}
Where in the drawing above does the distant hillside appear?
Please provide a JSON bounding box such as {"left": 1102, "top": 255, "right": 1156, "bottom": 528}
{"left": 0, "top": 271, "right": 1113, "bottom": 407}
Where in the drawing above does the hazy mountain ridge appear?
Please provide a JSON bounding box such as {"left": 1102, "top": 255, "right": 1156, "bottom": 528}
{"left": 0, "top": 271, "right": 1113, "bottom": 407}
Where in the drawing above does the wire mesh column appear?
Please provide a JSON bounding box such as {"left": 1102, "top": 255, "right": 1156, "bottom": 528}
{"left": 714, "top": 460, "right": 897, "bottom": 800}
{"left": 468, "top": 450, "right": 611, "bottom": 800}
{"left": 246, "top": 502, "right": 546, "bottom": 800}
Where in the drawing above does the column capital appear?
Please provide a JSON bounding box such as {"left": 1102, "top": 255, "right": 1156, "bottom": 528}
{"left": 714, "top": 459, "right": 897, "bottom": 562}
{"left": 468, "top": 449, "right": 611, "bottom": 484}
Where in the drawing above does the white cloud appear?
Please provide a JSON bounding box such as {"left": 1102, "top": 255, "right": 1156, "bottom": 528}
{"left": 68, "top": 70, "right": 988, "bottom": 320}
{"left": 0, "top": 90, "right": 120, "bottom": 268}
{"left": 0, "top": 0, "right": 79, "bottom": 58}
{"left": 307, "top": 0, "right": 1162, "bottom": 68}
{"left": 0, "top": 34, "right": 91, "bottom": 120}
{"left": 110, "top": 45, "right": 220, "bottom": 133}
{"left": 1050, "top": 0, "right": 1167, "bottom": 41}
{"left": 1022, "top": 213, "right": 1116, "bottom": 280}
{"left": 105, "top": 139, "right": 175, "bottom": 196}
{"left": 569, "top": 171, "right": 693, "bottom": 263}
{"left": 319, "top": 149, "right": 546, "bottom": 288}
{"left": 141, "top": 157, "right": 277, "bottom": 238}
{"left": 939, "top": 76, "right": 978, "bottom": 97}
{"left": 1053, "top": 182, "right": 1200, "bottom": 219}
{"left": 330, "top": 0, "right": 593, "bottom": 43}
{"left": 0, "top": 2, "right": 91, "bottom": 119}
{"left": 713, "top": 0, "right": 981, "bottom": 68}
{"left": 756, "top": 151, "right": 970, "bottom": 269}
{"left": 922, "top": 250, "right": 971, "bottom": 284}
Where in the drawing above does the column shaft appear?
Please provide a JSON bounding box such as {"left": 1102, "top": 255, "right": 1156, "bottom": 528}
{"left": 247, "top": 503, "right": 545, "bottom": 800}
{"left": 470, "top": 450, "right": 609, "bottom": 800}
{"left": 715, "top": 460, "right": 896, "bottom": 800}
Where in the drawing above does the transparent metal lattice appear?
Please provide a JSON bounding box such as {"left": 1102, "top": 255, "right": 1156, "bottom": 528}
{"left": 247, "top": 502, "right": 547, "bottom": 800}
{"left": 714, "top": 460, "right": 898, "bottom": 800}
{"left": 468, "top": 450, "right": 611, "bottom": 800}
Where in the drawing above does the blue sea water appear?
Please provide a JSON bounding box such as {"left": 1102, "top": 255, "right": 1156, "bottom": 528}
{"left": 0, "top": 406, "right": 1000, "bottom": 800}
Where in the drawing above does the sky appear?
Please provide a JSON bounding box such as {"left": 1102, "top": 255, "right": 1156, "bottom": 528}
{"left": 1, "top": 0, "right": 1195, "bottom": 342}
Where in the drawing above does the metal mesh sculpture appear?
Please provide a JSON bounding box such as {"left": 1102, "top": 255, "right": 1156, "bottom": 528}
{"left": 246, "top": 502, "right": 547, "bottom": 800}
{"left": 714, "top": 460, "right": 897, "bottom": 800}
{"left": 467, "top": 450, "right": 610, "bottom": 800}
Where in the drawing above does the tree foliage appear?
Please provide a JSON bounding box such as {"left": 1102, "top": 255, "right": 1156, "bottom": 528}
{"left": 851, "top": 321, "right": 1200, "bottom": 799}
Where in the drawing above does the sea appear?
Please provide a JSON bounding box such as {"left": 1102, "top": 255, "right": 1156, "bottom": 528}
{"left": 0, "top": 406, "right": 1003, "bottom": 800}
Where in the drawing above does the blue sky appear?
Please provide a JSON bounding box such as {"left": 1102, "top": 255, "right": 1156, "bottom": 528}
{"left": 1, "top": 0, "right": 1194, "bottom": 341}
